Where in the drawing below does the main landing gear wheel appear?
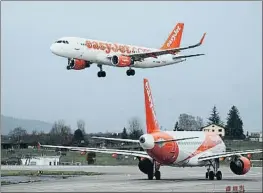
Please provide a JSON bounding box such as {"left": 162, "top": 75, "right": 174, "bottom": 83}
{"left": 97, "top": 71, "right": 106, "bottom": 78}
{"left": 155, "top": 171, "right": 161, "bottom": 180}
{"left": 97, "top": 64, "right": 106, "bottom": 78}
{"left": 126, "top": 69, "right": 135, "bottom": 76}
{"left": 208, "top": 171, "right": 215, "bottom": 180}
{"left": 216, "top": 171, "right": 222, "bottom": 180}
{"left": 147, "top": 160, "right": 161, "bottom": 180}
{"left": 206, "top": 158, "right": 222, "bottom": 180}
{"left": 147, "top": 172, "right": 154, "bottom": 180}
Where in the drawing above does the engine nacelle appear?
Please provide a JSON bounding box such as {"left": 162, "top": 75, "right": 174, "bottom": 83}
{"left": 111, "top": 55, "right": 133, "bottom": 67}
{"left": 230, "top": 156, "right": 251, "bottom": 175}
{"left": 68, "top": 59, "right": 91, "bottom": 70}
{"left": 138, "top": 158, "right": 153, "bottom": 174}
{"left": 73, "top": 59, "right": 90, "bottom": 70}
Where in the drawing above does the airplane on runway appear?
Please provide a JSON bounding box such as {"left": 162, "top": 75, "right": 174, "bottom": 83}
{"left": 38, "top": 78, "right": 262, "bottom": 180}
{"left": 50, "top": 23, "right": 206, "bottom": 78}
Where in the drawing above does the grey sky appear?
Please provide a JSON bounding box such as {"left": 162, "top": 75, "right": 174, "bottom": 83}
{"left": 2, "top": 1, "right": 262, "bottom": 133}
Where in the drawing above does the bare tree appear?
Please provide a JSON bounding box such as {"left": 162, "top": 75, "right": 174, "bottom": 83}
{"left": 195, "top": 116, "right": 204, "bottom": 131}
{"left": 50, "top": 120, "right": 71, "bottom": 135}
{"left": 9, "top": 127, "right": 28, "bottom": 142}
{"left": 178, "top": 114, "right": 195, "bottom": 131}
{"left": 178, "top": 114, "right": 204, "bottom": 131}
{"left": 49, "top": 120, "right": 72, "bottom": 145}
{"left": 174, "top": 121, "right": 179, "bottom": 131}
{"left": 77, "top": 119, "right": 86, "bottom": 134}
{"left": 32, "top": 130, "right": 38, "bottom": 136}
{"left": 128, "top": 117, "right": 144, "bottom": 139}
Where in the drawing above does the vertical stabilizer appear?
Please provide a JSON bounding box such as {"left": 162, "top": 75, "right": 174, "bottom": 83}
{"left": 144, "top": 78, "right": 160, "bottom": 134}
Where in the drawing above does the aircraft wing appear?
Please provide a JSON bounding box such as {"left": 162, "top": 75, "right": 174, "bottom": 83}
{"left": 126, "top": 33, "right": 206, "bottom": 61}
{"left": 38, "top": 143, "right": 151, "bottom": 159}
{"left": 92, "top": 136, "right": 199, "bottom": 144}
{"left": 198, "top": 149, "right": 263, "bottom": 162}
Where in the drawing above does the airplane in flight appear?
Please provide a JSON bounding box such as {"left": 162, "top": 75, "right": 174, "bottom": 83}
{"left": 38, "top": 78, "right": 262, "bottom": 180}
{"left": 50, "top": 23, "right": 206, "bottom": 78}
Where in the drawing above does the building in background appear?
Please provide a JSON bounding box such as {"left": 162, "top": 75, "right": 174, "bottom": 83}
{"left": 249, "top": 132, "right": 262, "bottom": 142}
{"left": 201, "top": 124, "right": 225, "bottom": 137}
{"left": 21, "top": 156, "right": 61, "bottom": 166}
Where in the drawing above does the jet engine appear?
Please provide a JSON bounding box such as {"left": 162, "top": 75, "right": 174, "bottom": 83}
{"left": 138, "top": 158, "right": 153, "bottom": 174}
{"left": 230, "top": 156, "right": 251, "bottom": 175}
{"left": 67, "top": 59, "right": 91, "bottom": 70}
{"left": 111, "top": 55, "right": 134, "bottom": 67}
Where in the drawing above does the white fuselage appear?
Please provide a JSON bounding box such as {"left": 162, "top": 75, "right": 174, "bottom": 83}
{"left": 50, "top": 37, "right": 186, "bottom": 68}
{"left": 140, "top": 131, "right": 226, "bottom": 167}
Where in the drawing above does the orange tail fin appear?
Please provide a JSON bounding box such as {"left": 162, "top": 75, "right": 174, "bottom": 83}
{"left": 144, "top": 78, "right": 160, "bottom": 134}
{"left": 160, "top": 23, "right": 184, "bottom": 50}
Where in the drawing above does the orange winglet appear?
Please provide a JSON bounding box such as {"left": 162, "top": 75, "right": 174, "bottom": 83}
{"left": 37, "top": 142, "right": 41, "bottom": 150}
{"left": 200, "top": 33, "right": 206, "bottom": 45}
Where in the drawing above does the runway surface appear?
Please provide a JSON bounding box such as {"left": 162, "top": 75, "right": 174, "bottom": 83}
{"left": 1, "top": 165, "right": 262, "bottom": 192}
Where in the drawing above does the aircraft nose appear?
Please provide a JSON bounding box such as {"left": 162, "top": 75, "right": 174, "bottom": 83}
{"left": 50, "top": 44, "right": 55, "bottom": 53}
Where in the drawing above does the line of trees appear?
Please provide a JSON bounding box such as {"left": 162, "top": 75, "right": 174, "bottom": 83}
{"left": 173, "top": 105, "right": 245, "bottom": 140}
{"left": 5, "top": 117, "right": 144, "bottom": 147}
{"left": 4, "top": 105, "right": 246, "bottom": 146}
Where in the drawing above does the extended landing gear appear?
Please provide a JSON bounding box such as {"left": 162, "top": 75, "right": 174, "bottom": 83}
{"left": 67, "top": 59, "right": 74, "bottom": 70}
{"left": 205, "top": 158, "right": 222, "bottom": 180}
{"left": 97, "top": 64, "right": 106, "bottom": 78}
{"left": 148, "top": 160, "right": 161, "bottom": 180}
{"left": 126, "top": 68, "right": 135, "bottom": 76}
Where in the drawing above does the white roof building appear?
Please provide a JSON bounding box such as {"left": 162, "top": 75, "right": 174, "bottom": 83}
{"left": 201, "top": 124, "right": 225, "bottom": 137}
{"left": 21, "top": 156, "right": 61, "bottom": 166}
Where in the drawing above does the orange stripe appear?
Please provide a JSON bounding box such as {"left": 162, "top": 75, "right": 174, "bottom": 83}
{"left": 178, "top": 133, "right": 221, "bottom": 163}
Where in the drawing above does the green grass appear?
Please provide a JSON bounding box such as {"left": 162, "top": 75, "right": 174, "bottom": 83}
{"left": 1, "top": 148, "right": 138, "bottom": 165}
{"left": 1, "top": 170, "right": 103, "bottom": 177}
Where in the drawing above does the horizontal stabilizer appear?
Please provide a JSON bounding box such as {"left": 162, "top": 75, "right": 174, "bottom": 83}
{"left": 154, "top": 137, "right": 199, "bottom": 144}
{"left": 91, "top": 136, "right": 139, "bottom": 143}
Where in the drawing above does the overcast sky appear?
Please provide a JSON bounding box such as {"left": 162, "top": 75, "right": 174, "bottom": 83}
{"left": 2, "top": 1, "right": 262, "bottom": 133}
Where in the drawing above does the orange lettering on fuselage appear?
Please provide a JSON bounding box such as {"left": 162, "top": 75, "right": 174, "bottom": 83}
{"left": 99, "top": 42, "right": 106, "bottom": 51}
{"left": 118, "top": 45, "right": 125, "bottom": 53}
{"left": 112, "top": 44, "right": 118, "bottom": 52}
{"left": 105, "top": 43, "right": 111, "bottom": 54}
{"left": 85, "top": 40, "right": 149, "bottom": 54}
{"left": 125, "top": 45, "right": 131, "bottom": 54}
{"left": 92, "top": 41, "right": 99, "bottom": 49}
{"left": 85, "top": 41, "right": 92, "bottom": 48}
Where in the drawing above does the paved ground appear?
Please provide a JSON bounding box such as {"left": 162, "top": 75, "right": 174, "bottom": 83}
{"left": 1, "top": 165, "right": 262, "bottom": 192}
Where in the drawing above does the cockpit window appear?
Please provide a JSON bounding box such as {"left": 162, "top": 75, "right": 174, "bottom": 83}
{"left": 55, "top": 40, "right": 69, "bottom": 44}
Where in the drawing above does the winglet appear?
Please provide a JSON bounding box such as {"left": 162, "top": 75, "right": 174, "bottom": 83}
{"left": 37, "top": 142, "right": 41, "bottom": 150}
{"left": 200, "top": 33, "right": 206, "bottom": 45}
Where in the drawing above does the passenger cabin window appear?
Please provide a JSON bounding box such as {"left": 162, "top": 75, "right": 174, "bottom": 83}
{"left": 56, "top": 40, "right": 69, "bottom": 44}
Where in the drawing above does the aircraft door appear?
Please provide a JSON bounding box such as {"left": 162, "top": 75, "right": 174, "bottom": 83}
{"left": 73, "top": 42, "right": 84, "bottom": 59}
